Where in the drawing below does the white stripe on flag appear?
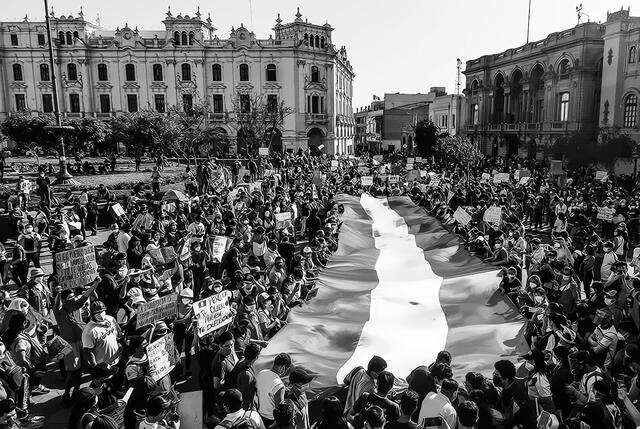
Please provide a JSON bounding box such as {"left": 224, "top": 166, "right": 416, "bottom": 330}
{"left": 336, "top": 194, "right": 449, "bottom": 383}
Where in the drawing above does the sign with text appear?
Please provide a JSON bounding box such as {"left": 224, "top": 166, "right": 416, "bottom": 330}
{"left": 406, "top": 158, "right": 415, "bottom": 164}
{"left": 275, "top": 212, "right": 292, "bottom": 230}
{"left": 406, "top": 163, "right": 414, "bottom": 170}
{"left": 55, "top": 245, "right": 98, "bottom": 289}
{"left": 519, "top": 177, "right": 531, "bottom": 185}
{"left": 110, "top": 203, "right": 125, "bottom": 218}
{"left": 483, "top": 207, "right": 502, "bottom": 224}
{"left": 550, "top": 160, "right": 564, "bottom": 176}
{"left": 258, "top": 147, "right": 269, "bottom": 156}
{"left": 389, "top": 175, "right": 400, "bottom": 184}
{"left": 207, "top": 236, "right": 228, "bottom": 263}
{"left": 147, "top": 333, "right": 178, "bottom": 381}
{"left": 193, "top": 291, "right": 233, "bottom": 338}
{"left": 429, "top": 177, "right": 441, "bottom": 187}
{"left": 331, "top": 160, "right": 339, "bottom": 168}
{"left": 361, "top": 176, "right": 373, "bottom": 186}
{"left": 453, "top": 207, "right": 472, "bottom": 226}
{"left": 19, "top": 181, "right": 31, "bottom": 194}
{"left": 406, "top": 170, "right": 420, "bottom": 182}
{"left": 481, "top": 173, "right": 491, "bottom": 181}
{"left": 597, "top": 207, "right": 615, "bottom": 221}
{"left": 147, "top": 247, "right": 177, "bottom": 267}
{"left": 493, "top": 173, "right": 510, "bottom": 183}
{"left": 373, "top": 155, "right": 383, "bottom": 162}
{"left": 595, "top": 171, "right": 608, "bottom": 182}
{"left": 415, "top": 156, "right": 423, "bottom": 163}
{"left": 136, "top": 293, "right": 177, "bottom": 329}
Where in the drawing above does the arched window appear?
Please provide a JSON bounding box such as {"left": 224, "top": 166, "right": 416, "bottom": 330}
{"left": 558, "top": 92, "right": 570, "bottom": 121}
{"left": 266, "top": 64, "right": 277, "bottom": 81}
{"left": 624, "top": 93, "right": 638, "bottom": 128}
{"left": 67, "top": 63, "right": 78, "bottom": 81}
{"left": 66, "top": 31, "right": 72, "bottom": 45}
{"left": 239, "top": 63, "right": 249, "bottom": 81}
{"left": 174, "top": 31, "right": 180, "bottom": 45}
{"left": 311, "top": 66, "right": 319, "bottom": 83}
{"left": 12, "top": 64, "right": 23, "bottom": 81}
{"left": 558, "top": 59, "right": 570, "bottom": 77}
{"left": 152, "top": 63, "right": 163, "bottom": 81}
{"left": 40, "top": 64, "right": 50, "bottom": 81}
{"left": 320, "top": 36, "right": 325, "bottom": 48}
{"left": 212, "top": 64, "right": 222, "bottom": 81}
{"left": 471, "top": 80, "right": 479, "bottom": 94}
{"left": 315, "top": 35, "right": 320, "bottom": 48}
{"left": 189, "top": 31, "right": 195, "bottom": 45}
{"left": 125, "top": 63, "right": 136, "bottom": 81}
{"left": 304, "top": 33, "right": 309, "bottom": 45}
{"left": 630, "top": 46, "right": 637, "bottom": 64}
{"left": 58, "top": 31, "right": 65, "bottom": 44}
{"left": 181, "top": 32, "right": 188, "bottom": 46}
{"left": 97, "top": 63, "right": 108, "bottom": 81}
{"left": 181, "top": 63, "right": 191, "bottom": 81}
{"left": 73, "top": 31, "right": 79, "bottom": 40}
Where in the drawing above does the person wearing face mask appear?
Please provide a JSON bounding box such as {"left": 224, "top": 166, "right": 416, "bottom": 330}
{"left": 556, "top": 266, "right": 580, "bottom": 320}
{"left": 601, "top": 241, "right": 618, "bottom": 281}
{"left": 284, "top": 368, "right": 315, "bottom": 429}
{"left": 492, "top": 360, "right": 535, "bottom": 429}
{"left": 549, "top": 346, "right": 573, "bottom": 419}
{"left": 588, "top": 309, "right": 619, "bottom": 370}
{"left": 96, "top": 259, "right": 129, "bottom": 316}
{"left": 173, "top": 288, "right": 194, "bottom": 379}
{"left": 211, "top": 331, "right": 238, "bottom": 392}
{"left": 498, "top": 267, "right": 521, "bottom": 304}
{"left": 522, "top": 350, "right": 555, "bottom": 413}
{"left": 17, "top": 224, "right": 41, "bottom": 270}
{"left": 81, "top": 301, "right": 121, "bottom": 370}
{"left": 257, "top": 294, "right": 283, "bottom": 340}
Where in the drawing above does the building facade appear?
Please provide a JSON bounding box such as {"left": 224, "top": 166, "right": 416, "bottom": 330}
{"left": 427, "top": 88, "right": 466, "bottom": 136}
{"left": 462, "top": 22, "right": 605, "bottom": 158}
{"left": 599, "top": 8, "right": 640, "bottom": 143}
{"left": 0, "top": 8, "right": 355, "bottom": 155}
{"left": 354, "top": 98, "right": 383, "bottom": 153}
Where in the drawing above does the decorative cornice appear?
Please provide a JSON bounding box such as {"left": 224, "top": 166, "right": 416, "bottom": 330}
{"left": 208, "top": 82, "right": 227, "bottom": 90}
{"left": 122, "top": 82, "right": 140, "bottom": 90}
{"left": 10, "top": 82, "right": 28, "bottom": 91}
{"left": 297, "top": 60, "right": 306, "bottom": 67}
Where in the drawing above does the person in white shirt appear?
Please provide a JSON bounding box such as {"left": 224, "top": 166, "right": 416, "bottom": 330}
{"left": 417, "top": 378, "right": 458, "bottom": 429}
{"left": 81, "top": 300, "right": 121, "bottom": 369}
{"left": 109, "top": 223, "right": 131, "bottom": 254}
{"left": 256, "top": 353, "right": 292, "bottom": 427}
{"left": 215, "top": 389, "right": 265, "bottom": 429}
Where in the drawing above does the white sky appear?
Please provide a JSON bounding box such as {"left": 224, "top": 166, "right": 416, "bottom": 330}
{"left": 4, "top": 0, "right": 624, "bottom": 107}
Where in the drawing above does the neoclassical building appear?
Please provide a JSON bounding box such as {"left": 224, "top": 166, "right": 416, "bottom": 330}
{"left": 0, "top": 7, "right": 355, "bottom": 155}
{"left": 599, "top": 8, "right": 640, "bottom": 143}
{"left": 462, "top": 21, "right": 605, "bottom": 158}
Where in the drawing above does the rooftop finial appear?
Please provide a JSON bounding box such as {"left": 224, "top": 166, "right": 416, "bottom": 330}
{"left": 79, "top": 6, "right": 84, "bottom": 18}
{"left": 50, "top": 6, "right": 55, "bottom": 17}
{"left": 96, "top": 13, "right": 101, "bottom": 27}
{"left": 196, "top": 6, "right": 201, "bottom": 17}
{"left": 276, "top": 13, "right": 282, "bottom": 26}
{"left": 166, "top": 6, "right": 172, "bottom": 17}
{"left": 295, "top": 7, "right": 302, "bottom": 22}
{"left": 23, "top": 14, "right": 28, "bottom": 22}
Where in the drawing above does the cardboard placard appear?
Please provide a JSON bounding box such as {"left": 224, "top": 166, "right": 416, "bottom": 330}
{"left": 361, "top": 176, "right": 373, "bottom": 186}
{"left": 389, "top": 175, "right": 400, "bottom": 184}
{"left": 147, "top": 247, "right": 177, "bottom": 267}
{"left": 595, "top": 171, "right": 608, "bottom": 182}
{"left": 207, "top": 236, "right": 228, "bottom": 263}
{"left": 481, "top": 173, "right": 491, "bottom": 181}
{"left": 483, "top": 207, "right": 502, "bottom": 224}
{"left": 493, "top": 173, "right": 510, "bottom": 183}
{"left": 597, "top": 207, "right": 615, "bottom": 221}
{"left": 47, "top": 335, "right": 72, "bottom": 358}
{"left": 550, "top": 160, "right": 564, "bottom": 176}
{"left": 331, "top": 160, "right": 339, "bottom": 167}
{"left": 406, "top": 158, "right": 415, "bottom": 163}
{"left": 453, "top": 207, "right": 472, "bottom": 226}
{"left": 193, "top": 291, "right": 233, "bottom": 338}
{"left": 357, "top": 166, "right": 370, "bottom": 175}
{"left": 147, "top": 333, "right": 178, "bottom": 381}
{"left": 258, "top": 147, "right": 269, "bottom": 156}
{"left": 132, "top": 213, "right": 154, "bottom": 231}
{"left": 429, "top": 177, "right": 441, "bottom": 187}
{"left": 406, "top": 163, "right": 414, "bottom": 170}
{"left": 135, "top": 293, "right": 178, "bottom": 329}
{"left": 373, "top": 155, "right": 383, "bottom": 162}
{"left": 420, "top": 170, "right": 428, "bottom": 177}
{"left": 415, "top": 156, "right": 423, "bottom": 163}
{"left": 519, "top": 177, "right": 530, "bottom": 185}
{"left": 110, "top": 203, "right": 126, "bottom": 218}
{"left": 55, "top": 245, "right": 98, "bottom": 289}
{"left": 275, "top": 212, "right": 292, "bottom": 230}
{"left": 19, "top": 181, "right": 31, "bottom": 194}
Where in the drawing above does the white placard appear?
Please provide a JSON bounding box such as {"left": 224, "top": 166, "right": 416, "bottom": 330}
{"left": 147, "top": 333, "right": 178, "bottom": 381}
{"left": 258, "top": 147, "right": 269, "bottom": 156}
{"left": 483, "top": 207, "right": 502, "bottom": 224}
{"left": 361, "top": 176, "right": 373, "bottom": 186}
{"left": 193, "top": 291, "right": 233, "bottom": 338}
{"left": 453, "top": 207, "right": 472, "bottom": 226}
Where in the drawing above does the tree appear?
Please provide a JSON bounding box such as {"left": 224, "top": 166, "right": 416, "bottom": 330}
{"left": 436, "top": 136, "right": 483, "bottom": 179}
{"left": 412, "top": 119, "right": 443, "bottom": 158}
{"left": 64, "top": 117, "right": 110, "bottom": 155}
{"left": 109, "top": 110, "right": 176, "bottom": 157}
{"left": 0, "top": 113, "right": 58, "bottom": 163}
{"left": 229, "top": 93, "right": 293, "bottom": 157}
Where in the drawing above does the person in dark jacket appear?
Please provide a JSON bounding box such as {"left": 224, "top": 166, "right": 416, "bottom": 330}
{"left": 305, "top": 209, "right": 322, "bottom": 242}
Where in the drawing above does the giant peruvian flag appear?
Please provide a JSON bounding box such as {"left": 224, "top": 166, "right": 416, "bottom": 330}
{"left": 257, "top": 194, "right": 528, "bottom": 390}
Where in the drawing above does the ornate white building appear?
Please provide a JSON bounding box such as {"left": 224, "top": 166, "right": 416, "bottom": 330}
{"left": 0, "top": 7, "right": 355, "bottom": 155}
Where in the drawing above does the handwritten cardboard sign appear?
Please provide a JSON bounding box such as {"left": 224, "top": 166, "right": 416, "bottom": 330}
{"left": 275, "top": 212, "right": 292, "bottom": 230}
{"left": 147, "top": 333, "right": 178, "bottom": 381}
{"left": 361, "top": 176, "right": 373, "bottom": 186}
{"left": 135, "top": 293, "right": 178, "bottom": 329}
{"left": 453, "top": 207, "right": 472, "bottom": 226}
{"left": 597, "top": 207, "right": 615, "bottom": 221}
{"left": 258, "top": 147, "right": 269, "bottom": 156}
{"left": 595, "top": 171, "right": 608, "bottom": 182}
{"left": 483, "top": 207, "right": 502, "bottom": 224}
{"left": 147, "top": 247, "right": 177, "bottom": 267}
{"left": 193, "top": 291, "right": 233, "bottom": 338}
{"left": 207, "top": 236, "right": 228, "bottom": 263}
{"left": 55, "top": 245, "right": 98, "bottom": 289}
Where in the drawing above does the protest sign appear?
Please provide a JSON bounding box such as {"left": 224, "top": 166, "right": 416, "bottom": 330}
{"left": 407, "top": 170, "right": 420, "bottom": 182}
{"left": 361, "top": 176, "right": 373, "bottom": 186}
{"left": 595, "top": 171, "right": 608, "bottom": 182}
{"left": 47, "top": 335, "right": 72, "bottom": 358}
{"left": 429, "top": 176, "right": 441, "bottom": 187}
{"left": 519, "top": 177, "right": 531, "bottom": 185}
{"left": 483, "top": 207, "right": 502, "bottom": 224}
{"left": 406, "top": 163, "right": 414, "bottom": 170}
{"left": 550, "top": 160, "right": 564, "bottom": 176}
{"left": 358, "top": 166, "right": 370, "bottom": 174}
{"left": 136, "top": 293, "right": 178, "bottom": 329}
{"left": 258, "top": 147, "right": 269, "bottom": 156}
{"left": 373, "top": 155, "right": 383, "bottom": 162}
{"left": 147, "top": 247, "right": 177, "bottom": 267}
{"left": 415, "top": 156, "right": 423, "bottom": 163}
{"left": 275, "top": 212, "right": 292, "bottom": 230}
{"left": 597, "top": 207, "right": 615, "bottom": 221}
{"left": 389, "top": 175, "right": 400, "bottom": 184}
{"left": 55, "top": 245, "right": 98, "bottom": 290}
{"left": 110, "top": 203, "right": 126, "bottom": 218}
{"left": 481, "top": 173, "right": 491, "bottom": 181}
{"left": 420, "top": 170, "right": 428, "bottom": 177}
{"left": 453, "top": 207, "right": 472, "bottom": 226}
{"left": 133, "top": 213, "right": 154, "bottom": 231}
{"left": 207, "top": 236, "right": 228, "bottom": 263}
{"left": 147, "top": 333, "right": 179, "bottom": 381}
{"left": 406, "top": 158, "right": 415, "bottom": 164}
{"left": 493, "top": 173, "right": 510, "bottom": 183}
{"left": 193, "top": 291, "right": 234, "bottom": 338}
{"left": 331, "top": 160, "right": 339, "bottom": 168}
{"left": 19, "top": 181, "right": 31, "bottom": 194}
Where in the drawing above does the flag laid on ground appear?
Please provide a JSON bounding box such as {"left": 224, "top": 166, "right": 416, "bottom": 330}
{"left": 257, "top": 194, "right": 527, "bottom": 392}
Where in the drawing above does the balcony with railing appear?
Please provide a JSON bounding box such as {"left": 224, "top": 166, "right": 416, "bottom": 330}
{"left": 209, "top": 113, "right": 225, "bottom": 122}
{"left": 305, "top": 113, "right": 328, "bottom": 123}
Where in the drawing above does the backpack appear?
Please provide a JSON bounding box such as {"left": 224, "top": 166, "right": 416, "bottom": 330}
{"left": 223, "top": 361, "right": 253, "bottom": 391}
{"left": 218, "top": 410, "right": 259, "bottom": 429}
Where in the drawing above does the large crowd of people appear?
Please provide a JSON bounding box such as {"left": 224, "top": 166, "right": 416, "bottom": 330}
{"left": 0, "top": 150, "right": 638, "bottom": 429}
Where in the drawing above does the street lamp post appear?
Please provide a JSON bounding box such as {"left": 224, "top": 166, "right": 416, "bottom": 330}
{"left": 43, "top": 0, "right": 78, "bottom": 185}
{"left": 632, "top": 147, "right": 640, "bottom": 184}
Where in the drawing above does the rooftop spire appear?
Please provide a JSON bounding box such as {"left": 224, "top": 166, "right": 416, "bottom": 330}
{"left": 166, "top": 6, "right": 172, "bottom": 18}
{"left": 295, "top": 7, "right": 302, "bottom": 22}
{"left": 275, "top": 13, "right": 282, "bottom": 26}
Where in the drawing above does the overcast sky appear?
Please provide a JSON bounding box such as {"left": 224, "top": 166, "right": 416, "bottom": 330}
{"left": 5, "top": 1, "right": 622, "bottom": 107}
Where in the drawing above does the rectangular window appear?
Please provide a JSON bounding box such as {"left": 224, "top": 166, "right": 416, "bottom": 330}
{"left": 37, "top": 34, "right": 46, "bottom": 46}
{"left": 535, "top": 100, "right": 544, "bottom": 123}
{"left": 42, "top": 94, "right": 53, "bottom": 113}
{"left": 10, "top": 34, "right": 18, "bottom": 46}
{"left": 182, "top": 94, "right": 193, "bottom": 112}
{"left": 267, "top": 95, "right": 278, "bottom": 113}
{"left": 69, "top": 93, "right": 80, "bottom": 113}
{"left": 127, "top": 94, "right": 138, "bottom": 113}
{"left": 472, "top": 104, "right": 479, "bottom": 125}
{"left": 99, "top": 95, "right": 111, "bottom": 113}
{"left": 312, "top": 96, "right": 319, "bottom": 114}
{"left": 15, "top": 94, "right": 26, "bottom": 111}
{"left": 154, "top": 94, "right": 165, "bottom": 113}
{"left": 213, "top": 94, "right": 224, "bottom": 113}
{"left": 558, "top": 92, "right": 569, "bottom": 122}
{"left": 452, "top": 114, "right": 456, "bottom": 128}
{"left": 240, "top": 94, "right": 250, "bottom": 113}
{"left": 97, "top": 64, "right": 108, "bottom": 81}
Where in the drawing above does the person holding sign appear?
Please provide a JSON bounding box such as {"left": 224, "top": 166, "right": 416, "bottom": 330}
{"left": 82, "top": 301, "right": 121, "bottom": 370}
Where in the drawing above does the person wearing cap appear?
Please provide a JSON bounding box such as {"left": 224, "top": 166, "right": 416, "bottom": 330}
{"left": 173, "top": 287, "right": 194, "bottom": 379}
{"left": 284, "top": 367, "right": 315, "bottom": 429}
{"left": 215, "top": 388, "right": 265, "bottom": 429}
{"left": 24, "top": 268, "right": 50, "bottom": 319}
{"left": 17, "top": 224, "right": 42, "bottom": 271}
{"left": 601, "top": 241, "right": 618, "bottom": 281}
{"left": 256, "top": 352, "right": 292, "bottom": 427}
{"left": 81, "top": 300, "right": 121, "bottom": 369}
{"left": 587, "top": 309, "right": 619, "bottom": 371}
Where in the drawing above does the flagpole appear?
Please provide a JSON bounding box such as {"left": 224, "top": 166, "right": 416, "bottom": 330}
{"left": 526, "top": 0, "right": 532, "bottom": 43}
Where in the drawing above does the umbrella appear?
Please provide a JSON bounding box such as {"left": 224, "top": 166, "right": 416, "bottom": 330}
{"left": 160, "top": 189, "right": 190, "bottom": 203}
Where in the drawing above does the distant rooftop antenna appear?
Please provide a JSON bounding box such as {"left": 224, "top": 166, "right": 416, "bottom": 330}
{"left": 456, "top": 58, "right": 462, "bottom": 95}
{"left": 248, "top": 0, "right": 254, "bottom": 31}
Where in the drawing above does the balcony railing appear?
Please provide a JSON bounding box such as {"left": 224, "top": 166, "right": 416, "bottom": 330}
{"left": 95, "top": 112, "right": 112, "bottom": 119}
{"left": 209, "top": 113, "right": 225, "bottom": 122}
{"left": 305, "top": 113, "right": 328, "bottom": 123}
{"left": 551, "top": 121, "right": 566, "bottom": 130}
